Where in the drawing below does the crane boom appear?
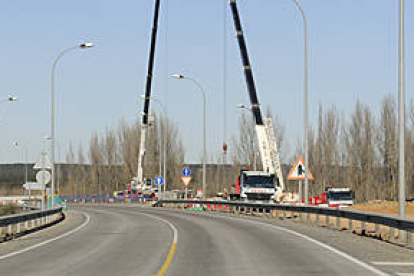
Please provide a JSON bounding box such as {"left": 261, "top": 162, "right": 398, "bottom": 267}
{"left": 229, "top": 0, "right": 263, "bottom": 126}
{"left": 229, "top": 0, "right": 285, "bottom": 195}
{"left": 136, "top": 0, "right": 162, "bottom": 189}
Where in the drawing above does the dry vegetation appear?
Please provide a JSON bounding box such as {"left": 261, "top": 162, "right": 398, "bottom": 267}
{"left": 351, "top": 201, "right": 414, "bottom": 219}
{"left": 232, "top": 96, "right": 414, "bottom": 203}
{"left": 62, "top": 114, "right": 186, "bottom": 196}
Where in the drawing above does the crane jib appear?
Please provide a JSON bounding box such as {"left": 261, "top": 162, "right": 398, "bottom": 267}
{"left": 142, "top": 0, "right": 161, "bottom": 125}
{"left": 229, "top": 0, "right": 263, "bottom": 126}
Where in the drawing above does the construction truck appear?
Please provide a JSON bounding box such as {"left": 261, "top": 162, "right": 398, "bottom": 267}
{"left": 237, "top": 170, "right": 278, "bottom": 202}
{"left": 310, "top": 187, "right": 354, "bottom": 207}
{"left": 229, "top": 0, "right": 285, "bottom": 200}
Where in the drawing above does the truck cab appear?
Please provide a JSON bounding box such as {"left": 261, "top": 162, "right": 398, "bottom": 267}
{"left": 238, "top": 170, "right": 277, "bottom": 202}
{"left": 324, "top": 187, "right": 354, "bottom": 207}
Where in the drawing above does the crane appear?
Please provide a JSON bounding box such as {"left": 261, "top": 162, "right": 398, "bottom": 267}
{"left": 135, "top": 0, "right": 162, "bottom": 190}
{"left": 229, "top": 0, "right": 285, "bottom": 197}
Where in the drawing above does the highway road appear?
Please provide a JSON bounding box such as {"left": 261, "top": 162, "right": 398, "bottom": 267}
{"left": 0, "top": 206, "right": 413, "bottom": 275}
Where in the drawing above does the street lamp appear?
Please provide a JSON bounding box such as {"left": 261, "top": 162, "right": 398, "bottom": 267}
{"left": 0, "top": 95, "right": 18, "bottom": 104}
{"left": 140, "top": 95, "right": 168, "bottom": 199}
{"left": 237, "top": 103, "right": 257, "bottom": 171}
{"left": 172, "top": 74, "right": 207, "bottom": 198}
{"left": 398, "top": 0, "right": 406, "bottom": 218}
{"left": 50, "top": 42, "right": 95, "bottom": 207}
{"left": 45, "top": 136, "right": 62, "bottom": 196}
{"left": 289, "top": 0, "right": 309, "bottom": 207}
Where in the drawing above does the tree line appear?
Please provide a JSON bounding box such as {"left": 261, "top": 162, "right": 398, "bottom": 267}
{"left": 2, "top": 95, "right": 414, "bottom": 202}
{"left": 232, "top": 95, "right": 414, "bottom": 202}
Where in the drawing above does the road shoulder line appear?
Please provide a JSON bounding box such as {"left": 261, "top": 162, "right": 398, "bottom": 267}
{"left": 138, "top": 212, "right": 178, "bottom": 276}
{"left": 158, "top": 209, "right": 389, "bottom": 276}
{"left": 0, "top": 211, "right": 90, "bottom": 261}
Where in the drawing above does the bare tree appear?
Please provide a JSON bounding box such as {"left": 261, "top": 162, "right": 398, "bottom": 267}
{"left": 376, "top": 95, "right": 397, "bottom": 200}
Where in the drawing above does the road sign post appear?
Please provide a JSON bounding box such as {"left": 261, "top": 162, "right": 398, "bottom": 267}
{"left": 182, "top": 167, "right": 191, "bottom": 177}
{"left": 287, "top": 156, "right": 314, "bottom": 204}
{"left": 155, "top": 176, "right": 164, "bottom": 186}
{"left": 155, "top": 176, "right": 164, "bottom": 199}
{"left": 181, "top": 176, "right": 192, "bottom": 200}
{"left": 181, "top": 167, "right": 191, "bottom": 200}
{"left": 34, "top": 151, "right": 52, "bottom": 210}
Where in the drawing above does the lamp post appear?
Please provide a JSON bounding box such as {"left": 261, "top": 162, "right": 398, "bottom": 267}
{"left": 237, "top": 103, "right": 257, "bottom": 171}
{"left": 45, "top": 136, "right": 62, "bottom": 196}
{"left": 13, "top": 141, "right": 29, "bottom": 202}
{"left": 398, "top": 0, "right": 406, "bottom": 218}
{"left": 140, "top": 95, "right": 168, "bottom": 199}
{"left": 172, "top": 74, "right": 207, "bottom": 198}
{"left": 50, "top": 43, "right": 94, "bottom": 207}
{"left": 289, "top": 0, "right": 309, "bottom": 207}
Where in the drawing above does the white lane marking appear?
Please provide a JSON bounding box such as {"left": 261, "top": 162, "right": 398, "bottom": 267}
{"left": 373, "top": 262, "right": 414, "bottom": 266}
{"left": 397, "top": 274, "right": 414, "bottom": 276}
{"left": 175, "top": 210, "right": 389, "bottom": 276}
{"left": 139, "top": 212, "right": 178, "bottom": 243}
{"left": 0, "top": 212, "right": 90, "bottom": 261}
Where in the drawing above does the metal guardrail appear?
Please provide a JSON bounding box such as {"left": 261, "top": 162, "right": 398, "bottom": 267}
{"left": 0, "top": 207, "right": 63, "bottom": 240}
{"left": 156, "top": 200, "right": 414, "bottom": 248}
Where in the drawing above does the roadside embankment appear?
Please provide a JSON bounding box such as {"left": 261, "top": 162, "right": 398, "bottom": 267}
{"left": 351, "top": 201, "right": 414, "bottom": 219}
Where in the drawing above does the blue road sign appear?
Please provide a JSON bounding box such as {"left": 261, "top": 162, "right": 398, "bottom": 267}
{"left": 182, "top": 167, "right": 191, "bottom": 177}
{"left": 155, "top": 176, "right": 164, "bottom": 186}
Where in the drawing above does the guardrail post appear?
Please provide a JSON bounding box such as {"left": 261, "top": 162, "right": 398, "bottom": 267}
{"left": 325, "top": 215, "right": 330, "bottom": 228}
{"left": 25, "top": 221, "right": 28, "bottom": 231}
{"left": 336, "top": 216, "right": 341, "bottom": 230}
{"left": 407, "top": 230, "right": 413, "bottom": 247}
{"left": 390, "top": 227, "right": 395, "bottom": 242}
{"left": 315, "top": 213, "right": 319, "bottom": 225}
{"left": 16, "top": 223, "right": 21, "bottom": 234}
{"left": 299, "top": 211, "right": 303, "bottom": 221}
{"left": 375, "top": 223, "right": 379, "bottom": 235}
{"left": 262, "top": 208, "right": 266, "bottom": 218}
{"left": 275, "top": 209, "right": 279, "bottom": 219}
{"left": 399, "top": 230, "right": 407, "bottom": 243}
{"left": 306, "top": 213, "right": 310, "bottom": 224}
{"left": 348, "top": 219, "right": 353, "bottom": 231}
{"left": 283, "top": 209, "right": 286, "bottom": 220}
{"left": 361, "top": 221, "right": 365, "bottom": 233}
{"left": 7, "top": 225, "right": 12, "bottom": 237}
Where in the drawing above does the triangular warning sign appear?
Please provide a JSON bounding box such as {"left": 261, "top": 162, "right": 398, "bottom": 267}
{"left": 181, "top": 176, "right": 192, "bottom": 187}
{"left": 33, "top": 152, "right": 53, "bottom": 170}
{"left": 287, "top": 156, "right": 314, "bottom": 181}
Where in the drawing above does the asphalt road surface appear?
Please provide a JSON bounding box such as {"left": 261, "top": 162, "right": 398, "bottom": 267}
{"left": 0, "top": 206, "right": 412, "bottom": 276}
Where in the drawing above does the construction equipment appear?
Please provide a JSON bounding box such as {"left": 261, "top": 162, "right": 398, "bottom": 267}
{"left": 229, "top": 0, "right": 284, "bottom": 197}
{"left": 135, "top": 0, "right": 162, "bottom": 190}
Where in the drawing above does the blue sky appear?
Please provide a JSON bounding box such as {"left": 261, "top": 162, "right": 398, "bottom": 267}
{"left": 0, "top": 0, "right": 413, "bottom": 164}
